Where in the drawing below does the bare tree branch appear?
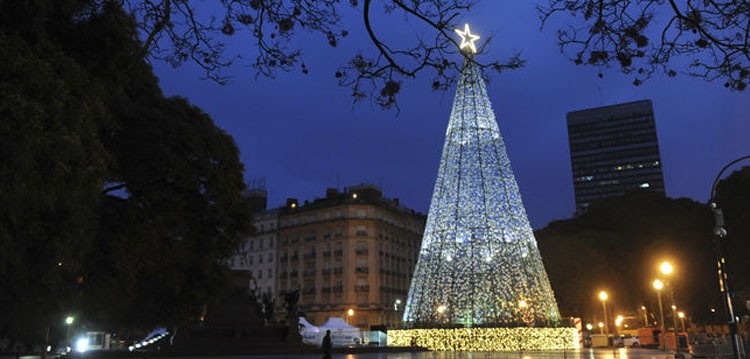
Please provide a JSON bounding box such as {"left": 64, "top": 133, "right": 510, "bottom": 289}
{"left": 539, "top": 0, "right": 749, "bottom": 90}
{"left": 125, "top": 0, "right": 524, "bottom": 110}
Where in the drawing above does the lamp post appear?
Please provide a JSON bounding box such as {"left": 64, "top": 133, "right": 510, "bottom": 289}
{"left": 653, "top": 279, "right": 666, "bottom": 351}
{"left": 660, "top": 260, "right": 680, "bottom": 354}
{"left": 678, "top": 312, "right": 686, "bottom": 333}
{"left": 346, "top": 308, "right": 354, "bottom": 324}
{"left": 393, "top": 299, "right": 402, "bottom": 327}
{"left": 615, "top": 315, "right": 623, "bottom": 339}
{"left": 641, "top": 305, "right": 649, "bottom": 327}
{"left": 671, "top": 304, "right": 681, "bottom": 355}
{"left": 598, "top": 291, "right": 609, "bottom": 335}
{"left": 64, "top": 316, "right": 75, "bottom": 347}
{"left": 710, "top": 155, "right": 749, "bottom": 359}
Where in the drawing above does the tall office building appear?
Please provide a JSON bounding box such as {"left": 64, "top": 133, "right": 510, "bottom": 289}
{"left": 567, "top": 100, "right": 666, "bottom": 212}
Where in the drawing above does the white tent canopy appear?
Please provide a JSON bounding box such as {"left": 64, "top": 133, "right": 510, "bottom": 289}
{"left": 319, "top": 317, "right": 357, "bottom": 330}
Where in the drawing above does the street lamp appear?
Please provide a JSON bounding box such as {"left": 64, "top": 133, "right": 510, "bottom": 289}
{"left": 653, "top": 279, "right": 666, "bottom": 351}
{"left": 660, "top": 261, "right": 680, "bottom": 353}
{"left": 64, "top": 316, "right": 75, "bottom": 346}
{"left": 346, "top": 308, "right": 354, "bottom": 324}
{"left": 678, "top": 312, "right": 686, "bottom": 333}
{"left": 598, "top": 291, "right": 609, "bottom": 335}
{"left": 709, "top": 155, "right": 750, "bottom": 359}
{"left": 641, "top": 305, "right": 649, "bottom": 326}
{"left": 660, "top": 261, "right": 673, "bottom": 276}
{"left": 598, "top": 322, "right": 604, "bottom": 334}
{"left": 615, "top": 315, "right": 623, "bottom": 336}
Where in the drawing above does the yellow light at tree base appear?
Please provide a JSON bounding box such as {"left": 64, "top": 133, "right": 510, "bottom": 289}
{"left": 387, "top": 327, "right": 578, "bottom": 351}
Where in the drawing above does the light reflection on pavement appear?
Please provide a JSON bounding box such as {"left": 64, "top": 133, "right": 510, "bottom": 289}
{"left": 177, "top": 348, "right": 683, "bottom": 359}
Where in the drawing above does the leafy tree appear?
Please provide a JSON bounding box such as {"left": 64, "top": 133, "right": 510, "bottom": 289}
{"left": 0, "top": 30, "right": 108, "bottom": 347}
{"left": 536, "top": 191, "right": 722, "bottom": 324}
{"left": 713, "top": 166, "right": 750, "bottom": 307}
{"left": 538, "top": 0, "right": 750, "bottom": 90}
{"left": 0, "top": 0, "right": 251, "bottom": 347}
{"left": 125, "top": 0, "right": 523, "bottom": 110}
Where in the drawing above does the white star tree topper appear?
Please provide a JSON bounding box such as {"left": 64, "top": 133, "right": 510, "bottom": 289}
{"left": 455, "top": 23, "right": 480, "bottom": 53}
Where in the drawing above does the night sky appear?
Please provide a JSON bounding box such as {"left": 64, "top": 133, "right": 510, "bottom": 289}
{"left": 153, "top": 2, "right": 749, "bottom": 229}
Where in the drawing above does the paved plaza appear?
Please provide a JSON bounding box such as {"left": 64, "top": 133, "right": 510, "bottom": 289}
{"left": 166, "top": 348, "right": 686, "bottom": 359}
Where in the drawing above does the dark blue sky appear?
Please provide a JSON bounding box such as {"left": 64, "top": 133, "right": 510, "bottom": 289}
{"left": 153, "top": 2, "right": 749, "bottom": 229}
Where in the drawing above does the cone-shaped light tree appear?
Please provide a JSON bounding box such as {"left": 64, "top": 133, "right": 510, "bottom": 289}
{"left": 403, "top": 24, "right": 559, "bottom": 327}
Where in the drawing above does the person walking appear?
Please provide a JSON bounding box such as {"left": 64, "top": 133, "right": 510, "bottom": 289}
{"left": 322, "top": 330, "right": 332, "bottom": 359}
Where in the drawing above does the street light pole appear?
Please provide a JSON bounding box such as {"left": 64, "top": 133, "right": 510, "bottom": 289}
{"left": 599, "top": 291, "right": 609, "bottom": 335}
{"left": 671, "top": 304, "right": 680, "bottom": 355}
{"left": 710, "top": 155, "right": 750, "bottom": 359}
{"left": 678, "top": 312, "right": 686, "bottom": 333}
{"left": 653, "top": 280, "right": 666, "bottom": 352}
{"left": 660, "top": 261, "right": 680, "bottom": 355}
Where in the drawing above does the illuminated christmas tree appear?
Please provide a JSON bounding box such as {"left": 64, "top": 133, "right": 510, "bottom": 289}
{"left": 403, "top": 24, "right": 559, "bottom": 327}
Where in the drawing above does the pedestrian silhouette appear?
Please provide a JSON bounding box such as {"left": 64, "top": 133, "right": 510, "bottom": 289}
{"left": 322, "top": 330, "right": 332, "bottom": 359}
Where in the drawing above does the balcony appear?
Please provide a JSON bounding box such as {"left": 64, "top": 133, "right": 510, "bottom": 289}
{"left": 355, "top": 285, "right": 370, "bottom": 292}
{"left": 355, "top": 249, "right": 368, "bottom": 255}
{"left": 355, "top": 267, "right": 369, "bottom": 274}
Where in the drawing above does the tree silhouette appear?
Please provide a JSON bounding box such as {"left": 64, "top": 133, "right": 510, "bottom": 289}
{"left": 539, "top": 0, "right": 750, "bottom": 90}
{"left": 126, "top": 0, "right": 523, "bottom": 110}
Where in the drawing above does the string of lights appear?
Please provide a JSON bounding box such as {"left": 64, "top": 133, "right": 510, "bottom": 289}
{"left": 388, "top": 327, "right": 577, "bottom": 351}
{"left": 402, "top": 50, "right": 559, "bottom": 327}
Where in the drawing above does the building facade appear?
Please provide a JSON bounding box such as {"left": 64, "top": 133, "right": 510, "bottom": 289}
{"left": 567, "top": 100, "right": 666, "bottom": 212}
{"left": 276, "top": 185, "right": 426, "bottom": 329}
{"left": 227, "top": 190, "right": 279, "bottom": 298}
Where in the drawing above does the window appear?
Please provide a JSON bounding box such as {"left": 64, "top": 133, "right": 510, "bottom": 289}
{"left": 269, "top": 253, "right": 274, "bottom": 262}
{"left": 356, "top": 225, "right": 368, "bottom": 237}
{"left": 267, "top": 269, "right": 273, "bottom": 278}
{"left": 259, "top": 255, "right": 263, "bottom": 264}
{"left": 356, "top": 209, "right": 366, "bottom": 218}
{"left": 356, "top": 242, "right": 368, "bottom": 255}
